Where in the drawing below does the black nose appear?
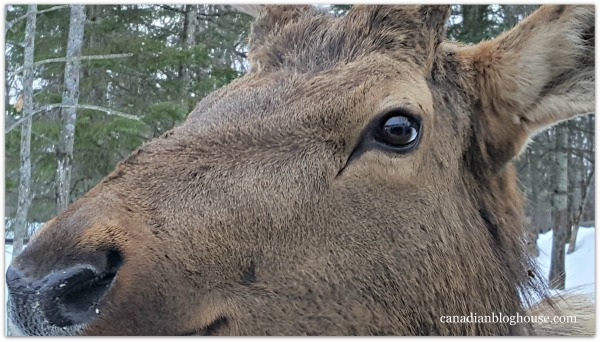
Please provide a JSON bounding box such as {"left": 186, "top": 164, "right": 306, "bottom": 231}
{"left": 6, "top": 250, "right": 123, "bottom": 328}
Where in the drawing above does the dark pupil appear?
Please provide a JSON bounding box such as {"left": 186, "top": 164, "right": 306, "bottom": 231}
{"left": 381, "top": 116, "right": 418, "bottom": 146}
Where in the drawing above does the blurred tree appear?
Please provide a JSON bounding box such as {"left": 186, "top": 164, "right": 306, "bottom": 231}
{"left": 549, "top": 124, "right": 569, "bottom": 290}
{"left": 5, "top": 5, "right": 253, "bottom": 231}
{"left": 56, "top": 5, "right": 85, "bottom": 213}
{"left": 13, "top": 4, "right": 37, "bottom": 255}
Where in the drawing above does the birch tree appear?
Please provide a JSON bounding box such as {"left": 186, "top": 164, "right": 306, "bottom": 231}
{"left": 56, "top": 5, "right": 85, "bottom": 213}
{"left": 13, "top": 4, "right": 37, "bottom": 255}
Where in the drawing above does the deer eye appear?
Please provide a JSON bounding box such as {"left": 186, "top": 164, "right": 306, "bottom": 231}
{"left": 376, "top": 114, "right": 421, "bottom": 150}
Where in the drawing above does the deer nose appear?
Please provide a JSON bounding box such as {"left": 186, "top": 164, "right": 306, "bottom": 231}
{"left": 6, "top": 250, "right": 123, "bottom": 327}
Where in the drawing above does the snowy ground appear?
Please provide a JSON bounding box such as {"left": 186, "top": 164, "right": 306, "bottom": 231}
{"left": 3, "top": 226, "right": 596, "bottom": 333}
{"left": 535, "top": 226, "right": 595, "bottom": 295}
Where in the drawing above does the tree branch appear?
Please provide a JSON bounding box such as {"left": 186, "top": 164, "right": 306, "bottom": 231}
{"left": 157, "top": 5, "right": 184, "bottom": 14}
{"left": 5, "top": 5, "right": 69, "bottom": 34}
{"left": 8, "top": 53, "right": 134, "bottom": 78}
{"left": 197, "top": 10, "right": 239, "bottom": 17}
{"left": 232, "top": 49, "right": 248, "bottom": 59}
{"left": 6, "top": 104, "right": 140, "bottom": 134}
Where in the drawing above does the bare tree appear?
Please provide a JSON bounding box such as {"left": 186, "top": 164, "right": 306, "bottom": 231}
{"left": 549, "top": 124, "right": 569, "bottom": 290}
{"left": 56, "top": 5, "right": 86, "bottom": 213}
{"left": 180, "top": 5, "right": 198, "bottom": 112}
{"left": 13, "top": 4, "right": 37, "bottom": 255}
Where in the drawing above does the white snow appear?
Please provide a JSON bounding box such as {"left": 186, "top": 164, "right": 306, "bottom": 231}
{"left": 535, "top": 226, "right": 595, "bottom": 295}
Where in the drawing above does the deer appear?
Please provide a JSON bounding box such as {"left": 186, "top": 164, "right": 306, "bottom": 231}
{"left": 5, "top": 5, "right": 595, "bottom": 336}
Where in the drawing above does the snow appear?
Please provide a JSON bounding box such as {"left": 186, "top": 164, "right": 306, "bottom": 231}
{"left": 535, "top": 226, "right": 595, "bottom": 295}
{"left": 3, "top": 227, "right": 595, "bottom": 332}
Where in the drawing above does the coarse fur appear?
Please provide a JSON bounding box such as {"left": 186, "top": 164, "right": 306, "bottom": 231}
{"left": 531, "top": 293, "right": 595, "bottom": 336}
{"left": 6, "top": 5, "right": 595, "bottom": 336}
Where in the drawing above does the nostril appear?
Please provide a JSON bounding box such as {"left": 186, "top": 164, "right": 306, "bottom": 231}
{"left": 41, "top": 250, "right": 123, "bottom": 327}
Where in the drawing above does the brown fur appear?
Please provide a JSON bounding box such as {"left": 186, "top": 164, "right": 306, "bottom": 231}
{"left": 6, "top": 5, "right": 594, "bottom": 336}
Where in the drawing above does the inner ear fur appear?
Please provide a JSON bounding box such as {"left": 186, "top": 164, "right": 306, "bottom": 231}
{"left": 459, "top": 5, "right": 594, "bottom": 169}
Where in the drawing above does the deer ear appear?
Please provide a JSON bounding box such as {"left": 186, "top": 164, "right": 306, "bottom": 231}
{"left": 460, "top": 5, "right": 594, "bottom": 171}
{"left": 245, "top": 5, "right": 318, "bottom": 70}
{"left": 417, "top": 5, "right": 451, "bottom": 46}
{"left": 347, "top": 5, "right": 450, "bottom": 74}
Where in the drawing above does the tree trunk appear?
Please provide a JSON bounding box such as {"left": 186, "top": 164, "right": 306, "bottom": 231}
{"left": 567, "top": 226, "right": 579, "bottom": 254}
{"left": 567, "top": 170, "right": 594, "bottom": 254}
{"left": 5, "top": 62, "right": 11, "bottom": 116}
{"left": 458, "top": 5, "right": 491, "bottom": 43}
{"left": 13, "top": 4, "right": 37, "bottom": 256}
{"left": 56, "top": 5, "right": 85, "bottom": 213}
{"left": 566, "top": 143, "right": 576, "bottom": 240}
{"left": 549, "top": 125, "right": 569, "bottom": 290}
{"left": 180, "top": 5, "right": 198, "bottom": 112}
{"left": 525, "top": 147, "right": 539, "bottom": 257}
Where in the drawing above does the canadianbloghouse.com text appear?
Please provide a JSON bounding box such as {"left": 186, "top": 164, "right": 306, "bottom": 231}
{"left": 440, "top": 312, "right": 577, "bottom": 326}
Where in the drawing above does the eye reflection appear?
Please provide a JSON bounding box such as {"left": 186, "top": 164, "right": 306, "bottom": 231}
{"left": 380, "top": 116, "right": 419, "bottom": 147}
